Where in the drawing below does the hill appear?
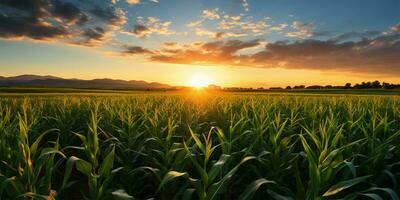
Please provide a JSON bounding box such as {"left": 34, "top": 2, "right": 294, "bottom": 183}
{"left": 0, "top": 75, "right": 170, "bottom": 89}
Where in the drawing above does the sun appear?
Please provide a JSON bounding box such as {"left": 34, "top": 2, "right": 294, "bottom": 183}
{"left": 188, "top": 74, "right": 211, "bottom": 88}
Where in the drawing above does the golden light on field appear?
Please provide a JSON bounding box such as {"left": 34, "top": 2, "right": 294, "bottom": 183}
{"left": 187, "top": 74, "right": 211, "bottom": 88}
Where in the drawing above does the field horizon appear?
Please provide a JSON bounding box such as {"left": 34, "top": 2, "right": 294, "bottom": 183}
{"left": 2, "top": 74, "right": 400, "bottom": 92}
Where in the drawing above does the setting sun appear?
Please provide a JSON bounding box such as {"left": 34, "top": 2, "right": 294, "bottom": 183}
{"left": 188, "top": 74, "right": 211, "bottom": 88}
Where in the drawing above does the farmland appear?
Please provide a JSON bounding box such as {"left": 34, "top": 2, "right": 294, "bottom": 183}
{"left": 0, "top": 92, "right": 399, "bottom": 199}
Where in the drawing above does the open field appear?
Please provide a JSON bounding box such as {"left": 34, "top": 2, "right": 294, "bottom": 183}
{"left": 1, "top": 86, "right": 400, "bottom": 96}
{"left": 0, "top": 92, "right": 400, "bottom": 199}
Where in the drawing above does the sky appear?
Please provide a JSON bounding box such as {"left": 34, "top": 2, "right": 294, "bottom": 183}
{"left": 0, "top": 0, "right": 400, "bottom": 87}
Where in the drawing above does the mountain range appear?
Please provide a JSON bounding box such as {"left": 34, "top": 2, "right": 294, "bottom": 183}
{"left": 0, "top": 75, "right": 171, "bottom": 89}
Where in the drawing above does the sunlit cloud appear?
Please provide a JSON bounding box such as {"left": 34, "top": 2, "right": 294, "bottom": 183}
{"left": 186, "top": 19, "right": 204, "bottom": 28}
{"left": 286, "top": 21, "right": 314, "bottom": 38}
{"left": 139, "top": 26, "right": 400, "bottom": 75}
{"left": 194, "top": 28, "right": 246, "bottom": 39}
{"left": 127, "top": 16, "right": 175, "bottom": 38}
{"left": 384, "top": 23, "right": 400, "bottom": 35}
{"left": 125, "top": 0, "right": 140, "bottom": 5}
{"left": 120, "top": 45, "right": 153, "bottom": 56}
{"left": 202, "top": 8, "right": 220, "bottom": 20}
{"left": 242, "top": 0, "right": 249, "bottom": 12}
{"left": 217, "top": 15, "right": 270, "bottom": 36}
{"left": 269, "top": 23, "right": 288, "bottom": 31}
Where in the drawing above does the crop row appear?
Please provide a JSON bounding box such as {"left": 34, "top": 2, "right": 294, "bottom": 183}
{"left": 0, "top": 94, "right": 399, "bottom": 199}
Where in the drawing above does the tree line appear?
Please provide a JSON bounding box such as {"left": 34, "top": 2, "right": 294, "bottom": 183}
{"left": 282, "top": 81, "right": 400, "bottom": 90}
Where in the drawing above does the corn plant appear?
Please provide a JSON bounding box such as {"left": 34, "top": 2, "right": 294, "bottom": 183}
{"left": 0, "top": 94, "right": 399, "bottom": 199}
{"left": 62, "top": 108, "right": 123, "bottom": 200}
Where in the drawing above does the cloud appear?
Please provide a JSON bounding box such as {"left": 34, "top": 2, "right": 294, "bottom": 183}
{"left": 217, "top": 15, "right": 270, "bottom": 36}
{"left": 163, "top": 42, "right": 178, "bottom": 47}
{"left": 142, "top": 29, "right": 400, "bottom": 75}
{"left": 252, "top": 36, "right": 400, "bottom": 74}
{"left": 0, "top": 0, "right": 132, "bottom": 48}
{"left": 269, "top": 23, "right": 288, "bottom": 31}
{"left": 242, "top": 0, "right": 249, "bottom": 12}
{"left": 0, "top": 14, "right": 70, "bottom": 40}
{"left": 384, "top": 23, "right": 400, "bottom": 35}
{"left": 216, "top": 32, "right": 247, "bottom": 38}
{"left": 150, "top": 39, "right": 261, "bottom": 64}
{"left": 332, "top": 31, "right": 381, "bottom": 42}
{"left": 202, "top": 8, "right": 220, "bottom": 20}
{"left": 89, "top": 6, "right": 127, "bottom": 27}
{"left": 0, "top": 0, "right": 49, "bottom": 17}
{"left": 187, "top": 19, "right": 204, "bottom": 28}
{"left": 194, "top": 28, "right": 217, "bottom": 38}
{"left": 195, "top": 28, "right": 246, "bottom": 39}
{"left": 0, "top": 0, "right": 72, "bottom": 40}
{"left": 126, "top": 0, "right": 140, "bottom": 5}
{"left": 120, "top": 45, "right": 153, "bottom": 55}
{"left": 51, "top": 1, "right": 89, "bottom": 25}
{"left": 73, "top": 27, "right": 110, "bottom": 46}
{"left": 286, "top": 21, "right": 314, "bottom": 38}
{"left": 131, "top": 25, "right": 151, "bottom": 37}
{"left": 128, "top": 16, "right": 174, "bottom": 38}
{"left": 188, "top": 10, "right": 269, "bottom": 38}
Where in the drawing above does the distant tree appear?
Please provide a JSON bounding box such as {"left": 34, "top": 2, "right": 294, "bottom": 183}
{"left": 285, "top": 86, "right": 291, "bottom": 89}
{"left": 269, "top": 87, "right": 283, "bottom": 90}
{"left": 360, "top": 82, "right": 367, "bottom": 89}
{"left": 383, "top": 82, "right": 396, "bottom": 89}
{"left": 306, "top": 85, "right": 323, "bottom": 89}
{"left": 344, "top": 83, "right": 352, "bottom": 89}
{"left": 383, "top": 82, "right": 389, "bottom": 88}
{"left": 325, "top": 85, "right": 333, "bottom": 89}
{"left": 371, "top": 80, "right": 381, "bottom": 88}
{"left": 293, "top": 85, "right": 305, "bottom": 89}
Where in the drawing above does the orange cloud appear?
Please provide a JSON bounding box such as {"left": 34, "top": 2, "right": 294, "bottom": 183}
{"left": 142, "top": 32, "right": 400, "bottom": 75}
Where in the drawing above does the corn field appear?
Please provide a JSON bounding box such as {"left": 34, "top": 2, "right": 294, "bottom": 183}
{"left": 0, "top": 93, "right": 399, "bottom": 199}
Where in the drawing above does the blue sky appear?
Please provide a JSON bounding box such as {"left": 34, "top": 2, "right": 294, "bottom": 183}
{"left": 0, "top": 0, "right": 399, "bottom": 87}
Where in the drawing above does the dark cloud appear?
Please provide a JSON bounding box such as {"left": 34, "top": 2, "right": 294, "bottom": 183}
{"left": 51, "top": 1, "right": 88, "bottom": 25}
{"left": 0, "top": 0, "right": 49, "bottom": 17}
{"left": 215, "top": 32, "right": 225, "bottom": 39}
{"left": 89, "top": 6, "right": 125, "bottom": 26}
{"left": 83, "top": 27, "right": 106, "bottom": 40}
{"left": 121, "top": 45, "right": 153, "bottom": 55}
{"left": 0, "top": 0, "right": 124, "bottom": 45}
{"left": 131, "top": 25, "right": 150, "bottom": 37}
{"left": 331, "top": 31, "right": 381, "bottom": 42}
{"left": 70, "top": 27, "right": 108, "bottom": 46}
{"left": 0, "top": 14, "right": 69, "bottom": 40}
{"left": 163, "top": 42, "right": 177, "bottom": 46}
{"left": 148, "top": 33, "right": 400, "bottom": 75}
{"left": 202, "top": 39, "right": 260, "bottom": 54}
{"left": 150, "top": 39, "right": 261, "bottom": 65}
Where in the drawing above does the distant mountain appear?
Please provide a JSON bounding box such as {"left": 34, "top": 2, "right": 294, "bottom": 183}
{"left": 0, "top": 75, "right": 171, "bottom": 89}
{"left": 0, "top": 75, "right": 61, "bottom": 82}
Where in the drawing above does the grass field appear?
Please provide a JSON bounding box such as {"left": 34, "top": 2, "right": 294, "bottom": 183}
{"left": 0, "top": 91, "right": 399, "bottom": 199}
